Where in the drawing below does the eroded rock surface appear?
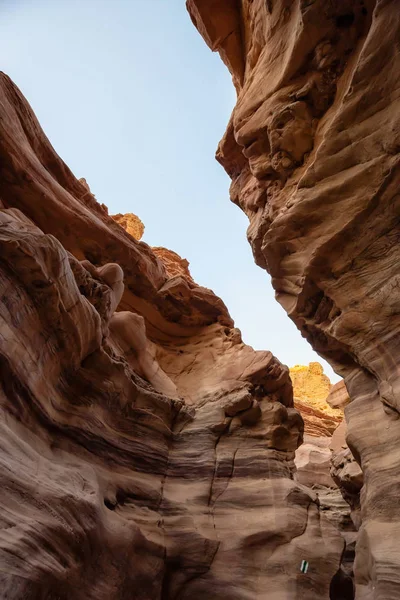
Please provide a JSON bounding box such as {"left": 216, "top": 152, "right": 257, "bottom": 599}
{"left": 291, "top": 363, "right": 332, "bottom": 408}
{"left": 0, "top": 73, "right": 345, "bottom": 599}
{"left": 112, "top": 210, "right": 194, "bottom": 281}
{"left": 290, "top": 362, "right": 343, "bottom": 436}
{"left": 189, "top": 1, "right": 400, "bottom": 597}
{"left": 112, "top": 211, "right": 145, "bottom": 240}
{"left": 152, "top": 247, "right": 193, "bottom": 282}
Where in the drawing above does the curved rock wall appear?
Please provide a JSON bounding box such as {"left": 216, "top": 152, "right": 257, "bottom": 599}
{"left": 188, "top": 1, "right": 400, "bottom": 598}
{"left": 0, "top": 73, "right": 345, "bottom": 598}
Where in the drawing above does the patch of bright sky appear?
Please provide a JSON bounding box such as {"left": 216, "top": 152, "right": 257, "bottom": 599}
{"left": 0, "top": 0, "right": 340, "bottom": 382}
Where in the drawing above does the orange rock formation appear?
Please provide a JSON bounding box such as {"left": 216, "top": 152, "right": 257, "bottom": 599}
{"left": 112, "top": 212, "right": 145, "bottom": 240}
{"left": 291, "top": 362, "right": 332, "bottom": 405}
{"left": 152, "top": 247, "right": 193, "bottom": 281}
{"left": 290, "top": 362, "right": 342, "bottom": 436}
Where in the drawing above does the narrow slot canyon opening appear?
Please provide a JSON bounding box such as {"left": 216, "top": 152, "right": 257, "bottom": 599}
{"left": 3, "top": 1, "right": 397, "bottom": 599}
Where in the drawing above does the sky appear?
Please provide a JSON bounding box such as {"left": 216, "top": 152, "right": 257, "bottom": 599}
{"left": 0, "top": 0, "right": 340, "bottom": 382}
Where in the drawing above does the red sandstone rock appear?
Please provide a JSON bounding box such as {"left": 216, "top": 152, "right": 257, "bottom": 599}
{"left": 189, "top": 1, "right": 400, "bottom": 597}
{"left": 152, "top": 247, "right": 194, "bottom": 281}
{"left": 295, "top": 435, "right": 335, "bottom": 489}
{"left": 327, "top": 380, "right": 351, "bottom": 410}
{"left": 111, "top": 212, "right": 193, "bottom": 281}
{"left": 0, "top": 74, "right": 344, "bottom": 598}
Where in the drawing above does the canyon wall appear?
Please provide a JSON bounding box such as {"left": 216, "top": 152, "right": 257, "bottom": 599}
{"left": 0, "top": 72, "right": 345, "bottom": 599}
{"left": 188, "top": 0, "right": 400, "bottom": 598}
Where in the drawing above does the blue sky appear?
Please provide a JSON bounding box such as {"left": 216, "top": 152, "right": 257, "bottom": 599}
{"left": 0, "top": 0, "right": 340, "bottom": 382}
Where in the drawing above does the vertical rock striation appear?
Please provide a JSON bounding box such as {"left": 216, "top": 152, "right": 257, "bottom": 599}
{"left": 188, "top": 0, "right": 400, "bottom": 597}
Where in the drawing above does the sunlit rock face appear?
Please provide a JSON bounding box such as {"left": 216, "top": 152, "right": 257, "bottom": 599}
{"left": 291, "top": 362, "right": 332, "bottom": 406}
{"left": 112, "top": 211, "right": 145, "bottom": 240}
{"left": 290, "top": 362, "right": 342, "bottom": 436}
{"left": 0, "top": 72, "right": 345, "bottom": 599}
{"left": 188, "top": 1, "right": 400, "bottom": 597}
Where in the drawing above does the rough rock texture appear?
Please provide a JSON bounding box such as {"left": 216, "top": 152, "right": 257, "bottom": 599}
{"left": 291, "top": 363, "right": 332, "bottom": 407}
{"left": 189, "top": 1, "right": 400, "bottom": 597}
{"left": 112, "top": 212, "right": 145, "bottom": 240}
{"left": 290, "top": 363, "right": 342, "bottom": 437}
{"left": 331, "top": 443, "right": 363, "bottom": 530}
{"left": 0, "top": 72, "right": 346, "bottom": 599}
{"left": 294, "top": 400, "right": 342, "bottom": 438}
{"left": 293, "top": 422, "right": 357, "bottom": 597}
{"left": 152, "top": 247, "right": 193, "bottom": 282}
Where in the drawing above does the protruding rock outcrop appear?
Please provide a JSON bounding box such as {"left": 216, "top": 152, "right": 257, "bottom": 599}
{"left": 112, "top": 211, "right": 145, "bottom": 240}
{"left": 152, "top": 247, "right": 193, "bottom": 281}
{"left": 291, "top": 363, "right": 332, "bottom": 408}
{"left": 189, "top": 1, "right": 400, "bottom": 597}
{"left": 290, "top": 362, "right": 342, "bottom": 437}
{"left": 112, "top": 211, "right": 194, "bottom": 281}
{"left": 0, "top": 73, "right": 345, "bottom": 599}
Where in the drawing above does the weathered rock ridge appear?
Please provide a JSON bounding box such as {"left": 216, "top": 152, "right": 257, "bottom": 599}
{"left": 0, "top": 72, "right": 346, "bottom": 599}
{"left": 111, "top": 210, "right": 194, "bottom": 281}
{"left": 112, "top": 212, "right": 145, "bottom": 241}
{"left": 189, "top": 1, "right": 400, "bottom": 598}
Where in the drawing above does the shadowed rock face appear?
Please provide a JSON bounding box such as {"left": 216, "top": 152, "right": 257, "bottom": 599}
{"left": 0, "top": 73, "right": 345, "bottom": 599}
{"left": 188, "top": 0, "right": 400, "bottom": 597}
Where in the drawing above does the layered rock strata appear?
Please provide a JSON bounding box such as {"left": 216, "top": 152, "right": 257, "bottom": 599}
{"left": 189, "top": 1, "right": 400, "bottom": 598}
{"left": 0, "top": 73, "right": 345, "bottom": 599}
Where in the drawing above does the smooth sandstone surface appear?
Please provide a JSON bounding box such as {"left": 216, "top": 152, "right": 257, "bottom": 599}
{"left": 189, "top": 1, "right": 400, "bottom": 598}
{"left": 326, "top": 380, "right": 351, "bottom": 411}
{"left": 0, "top": 72, "right": 345, "bottom": 599}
